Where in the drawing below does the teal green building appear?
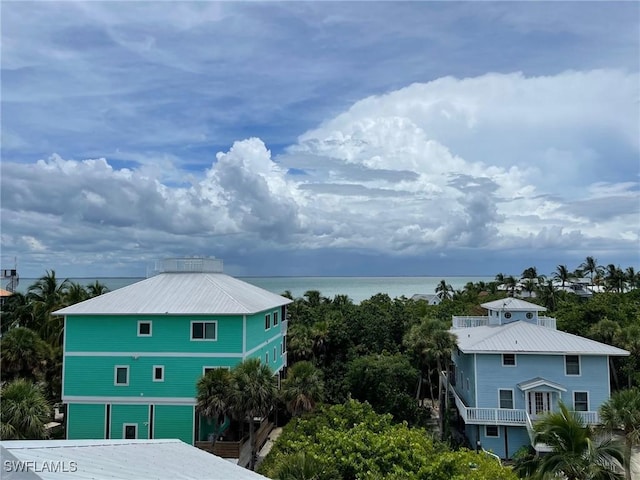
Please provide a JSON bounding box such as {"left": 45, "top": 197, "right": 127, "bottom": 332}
{"left": 55, "top": 258, "right": 291, "bottom": 444}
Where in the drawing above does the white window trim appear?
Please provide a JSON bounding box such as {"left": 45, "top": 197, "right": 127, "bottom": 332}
{"left": 202, "top": 366, "right": 231, "bottom": 376}
{"left": 565, "top": 355, "right": 581, "bottom": 376}
{"left": 137, "top": 320, "right": 152, "bottom": 337}
{"left": 273, "top": 311, "right": 279, "bottom": 326}
{"left": 265, "top": 314, "right": 271, "bottom": 331}
{"left": 485, "top": 425, "right": 500, "bottom": 438}
{"left": 123, "top": 423, "right": 138, "bottom": 439}
{"left": 573, "top": 391, "right": 589, "bottom": 411}
{"left": 273, "top": 346, "right": 276, "bottom": 362}
{"left": 265, "top": 352, "right": 269, "bottom": 364}
{"left": 502, "top": 353, "right": 517, "bottom": 367}
{"left": 114, "top": 365, "right": 129, "bottom": 386}
{"left": 190, "top": 321, "right": 218, "bottom": 341}
{"left": 152, "top": 365, "right": 164, "bottom": 382}
{"left": 498, "top": 388, "right": 515, "bottom": 409}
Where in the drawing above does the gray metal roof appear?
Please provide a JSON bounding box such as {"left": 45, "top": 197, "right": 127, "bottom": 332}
{"left": 0, "top": 439, "right": 271, "bottom": 480}
{"left": 480, "top": 298, "right": 547, "bottom": 312}
{"left": 54, "top": 273, "right": 292, "bottom": 316}
{"left": 452, "top": 321, "right": 630, "bottom": 356}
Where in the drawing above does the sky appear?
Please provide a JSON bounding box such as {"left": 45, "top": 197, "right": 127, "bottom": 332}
{"left": 1, "top": 1, "right": 639, "bottom": 279}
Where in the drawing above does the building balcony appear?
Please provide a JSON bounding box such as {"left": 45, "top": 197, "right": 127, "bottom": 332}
{"left": 442, "top": 373, "right": 598, "bottom": 428}
{"left": 452, "top": 316, "right": 556, "bottom": 329}
{"left": 281, "top": 319, "right": 288, "bottom": 335}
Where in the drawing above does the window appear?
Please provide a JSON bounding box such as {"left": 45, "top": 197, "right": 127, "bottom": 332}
{"left": 123, "top": 424, "right": 137, "bottom": 439}
{"left": 526, "top": 312, "right": 533, "bottom": 319}
{"left": 574, "top": 392, "right": 588, "bottom": 411}
{"left": 499, "top": 389, "right": 514, "bottom": 409}
{"left": 565, "top": 355, "right": 580, "bottom": 375}
{"left": 273, "top": 347, "right": 277, "bottom": 362}
{"left": 273, "top": 311, "right": 279, "bottom": 326}
{"left": 485, "top": 425, "right": 499, "bottom": 437}
{"left": 191, "top": 321, "right": 217, "bottom": 340}
{"left": 138, "top": 321, "right": 152, "bottom": 336}
{"left": 282, "top": 336, "right": 287, "bottom": 353}
{"left": 502, "top": 354, "right": 516, "bottom": 366}
{"left": 153, "top": 366, "right": 164, "bottom": 382}
{"left": 115, "top": 366, "right": 129, "bottom": 386}
{"left": 466, "top": 378, "right": 470, "bottom": 391}
{"left": 265, "top": 314, "right": 271, "bottom": 330}
{"left": 265, "top": 352, "right": 269, "bottom": 364}
{"left": 504, "top": 312, "right": 512, "bottom": 319}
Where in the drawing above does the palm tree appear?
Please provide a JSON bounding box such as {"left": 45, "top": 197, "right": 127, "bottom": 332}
{"left": 531, "top": 401, "right": 624, "bottom": 480}
{"left": 27, "top": 270, "right": 71, "bottom": 346}
{"left": 288, "top": 323, "right": 314, "bottom": 363}
{"left": 495, "top": 272, "right": 505, "bottom": 284}
{"left": 0, "top": 379, "right": 52, "bottom": 440}
{"left": 600, "top": 388, "right": 640, "bottom": 480}
{"left": 521, "top": 266, "right": 538, "bottom": 280}
{"left": 403, "top": 318, "right": 456, "bottom": 406}
{"left": 280, "top": 361, "right": 324, "bottom": 417}
{"left": 580, "top": 256, "right": 602, "bottom": 285}
{"left": 553, "top": 264, "right": 571, "bottom": 289}
{"left": 617, "top": 325, "right": 640, "bottom": 388}
{"left": 87, "top": 280, "right": 109, "bottom": 297}
{"left": 624, "top": 267, "right": 638, "bottom": 291}
{"left": 196, "top": 368, "right": 233, "bottom": 447}
{"left": 272, "top": 452, "right": 334, "bottom": 480}
{"left": 536, "top": 279, "right": 558, "bottom": 311}
{"left": 504, "top": 275, "right": 517, "bottom": 296}
{"left": 230, "top": 358, "right": 277, "bottom": 471}
{"left": 605, "top": 264, "right": 626, "bottom": 293}
{"left": 435, "top": 280, "right": 453, "bottom": 301}
{"left": 65, "top": 282, "right": 88, "bottom": 304}
{"left": 0, "top": 327, "right": 52, "bottom": 383}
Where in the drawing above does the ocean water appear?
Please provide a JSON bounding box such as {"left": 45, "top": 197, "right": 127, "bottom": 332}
{"left": 13, "top": 276, "right": 494, "bottom": 304}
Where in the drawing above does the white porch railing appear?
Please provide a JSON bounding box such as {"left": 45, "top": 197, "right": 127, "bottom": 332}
{"left": 537, "top": 317, "right": 557, "bottom": 329}
{"left": 575, "top": 410, "right": 600, "bottom": 425}
{"left": 452, "top": 316, "right": 489, "bottom": 328}
{"left": 452, "top": 315, "right": 557, "bottom": 329}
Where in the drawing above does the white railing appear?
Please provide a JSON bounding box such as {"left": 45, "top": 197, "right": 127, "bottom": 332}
{"left": 442, "top": 372, "right": 527, "bottom": 426}
{"left": 452, "top": 316, "right": 490, "bottom": 328}
{"left": 575, "top": 411, "right": 600, "bottom": 425}
{"left": 466, "top": 407, "right": 527, "bottom": 425}
{"left": 537, "top": 317, "right": 557, "bottom": 329}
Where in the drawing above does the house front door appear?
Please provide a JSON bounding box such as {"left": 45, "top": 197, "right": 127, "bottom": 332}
{"left": 527, "top": 391, "right": 552, "bottom": 417}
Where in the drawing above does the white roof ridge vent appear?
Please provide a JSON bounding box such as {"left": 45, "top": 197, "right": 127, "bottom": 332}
{"left": 159, "top": 257, "right": 224, "bottom": 274}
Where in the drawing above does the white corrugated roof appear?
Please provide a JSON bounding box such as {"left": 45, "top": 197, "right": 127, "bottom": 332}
{"left": 480, "top": 298, "right": 547, "bottom": 311}
{"left": 452, "top": 321, "right": 629, "bottom": 356}
{"left": 54, "top": 273, "right": 292, "bottom": 316}
{"left": 0, "top": 439, "right": 271, "bottom": 480}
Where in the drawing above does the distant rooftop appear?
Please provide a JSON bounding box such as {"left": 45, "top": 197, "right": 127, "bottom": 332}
{"left": 156, "top": 257, "right": 224, "bottom": 274}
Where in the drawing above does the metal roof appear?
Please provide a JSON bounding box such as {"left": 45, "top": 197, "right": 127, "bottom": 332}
{"left": 452, "top": 321, "right": 630, "bottom": 356}
{"left": 0, "top": 439, "right": 271, "bottom": 480}
{"left": 480, "top": 298, "right": 547, "bottom": 312}
{"left": 54, "top": 273, "right": 292, "bottom": 316}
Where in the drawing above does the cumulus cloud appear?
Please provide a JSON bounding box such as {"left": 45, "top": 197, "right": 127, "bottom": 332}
{"left": 1, "top": 70, "right": 638, "bottom": 276}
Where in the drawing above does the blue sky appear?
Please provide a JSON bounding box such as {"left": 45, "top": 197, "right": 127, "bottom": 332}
{"left": 1, "top": 1, "right": 639, "bottom": 278}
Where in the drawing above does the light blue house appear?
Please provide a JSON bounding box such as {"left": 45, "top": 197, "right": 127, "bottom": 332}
{"left": 444, "top": 298, "right": 629, "bottom": 459}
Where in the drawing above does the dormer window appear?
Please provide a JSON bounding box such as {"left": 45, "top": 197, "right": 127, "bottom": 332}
{"left": 526, "top": 312, "right": 533, "bottom": 319}
{"left": 504, "top": 312, "right": 512, "bottom": 319}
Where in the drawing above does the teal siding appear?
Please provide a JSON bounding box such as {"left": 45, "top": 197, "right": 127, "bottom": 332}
{"left": 66, "top": 315, "right": 243, "bottom": 353}
{"left": 245, "top": 309, "right": 282, "bottom": 351}
{"left": 64, "top": 356, "right": 242, "bottom": 397}
{"left": 110, "top": 404, "right": 149, "bottom": 439}
{"left": 154, "top": 405, "right": 194, "bottom": 443}
{"left": 67, "top": 403, "right": 105, "bottom": 439}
